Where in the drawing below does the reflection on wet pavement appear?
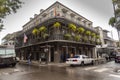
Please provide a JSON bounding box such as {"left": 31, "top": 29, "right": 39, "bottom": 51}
{"left": 0, "top": 62, "right": 120, "bottom": 80}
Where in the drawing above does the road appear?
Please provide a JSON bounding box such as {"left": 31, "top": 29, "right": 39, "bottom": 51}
{"left": 0, "top": 61, "right": 120, "bottom": 80}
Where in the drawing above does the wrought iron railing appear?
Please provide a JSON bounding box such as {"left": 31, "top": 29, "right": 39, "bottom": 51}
{"left": 15, "top": 34, "right": 99, "bottom": 48}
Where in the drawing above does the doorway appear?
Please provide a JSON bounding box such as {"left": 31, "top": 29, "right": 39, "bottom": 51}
{"left": 50, "top": 47, "right": 54, "bottom": 62}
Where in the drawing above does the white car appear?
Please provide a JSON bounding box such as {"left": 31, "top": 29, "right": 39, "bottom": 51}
{"left": 66, "top": 55, "right": 94, "bottom": 66}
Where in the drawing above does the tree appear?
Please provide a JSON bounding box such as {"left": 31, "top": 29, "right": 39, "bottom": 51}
{"left": 0, "top": 0, "right": 23, "bottom": 31}
{"left": 110, "top": 0, "right": 120, "bottom": 47}
{"left": 109, "top": 17, "right": 116, "bottom": 27}
{"left": 0, "top": 24, "right": 3, "bottom": 31}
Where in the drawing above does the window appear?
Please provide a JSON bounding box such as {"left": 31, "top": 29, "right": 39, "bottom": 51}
{"left": 50, "top": 11, "right": 54, "bottom": 17}
{"left": 73, "top": 55, "right": 80, "bottom": 58}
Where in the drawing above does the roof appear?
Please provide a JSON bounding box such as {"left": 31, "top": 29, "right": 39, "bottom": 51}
{"left": 22, "top": 1, "right": 93, "bottom": 28}
{"left": 103, "top": 30, "right": 109, "bottom": 32}
{"left": 2, "top": 31, "right": 22, "bottom": 41}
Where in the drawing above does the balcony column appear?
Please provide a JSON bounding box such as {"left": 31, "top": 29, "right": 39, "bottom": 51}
{"left": 92, "top": 47, "right": 97, "bottom": 59}
{"left": 54, "top": 44, "right": 61, "bottom": 63}
{"left": 48, "top": 46, "right": 51, "bottom": 62}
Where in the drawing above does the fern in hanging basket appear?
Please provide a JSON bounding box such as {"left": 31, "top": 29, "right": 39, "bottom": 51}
{"left": 53, "top": 22, "right": 61, "bottom": 28}
{"left": 77, "top": 27, "right": 85, "bottom": 34}
{"left": 32, "top": 28, "right": 39, "bottom": 35}
{"left": 85, "top": 30, "right": 91, "bottom": 36}
{"left": 83, "top": 36, "right": 88, "bottom": 42}
{"left": 74, "top": 35, "right": 81, "bottom": 41}
{"left": 91, "top": 33, "right": 96, "bottom": 37}
{"left": 64, "top": 33, "right": 71, "bottom": 40}
{"left": 39, "top": 26, "right": 47, "bottom": 33}
{"left": 68, "top": 23, "right": 76, "bottom": 32}
{"left": 96, "top": 35, "right": 100, "bottom": 39}
{"left": 43, "top": 33, "right": 49, "bottom": 39}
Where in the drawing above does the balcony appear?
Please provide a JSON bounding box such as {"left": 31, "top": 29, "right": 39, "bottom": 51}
{"left": 15, "top": 33, "right": 99, "bottom": 48}
{"left": 24, "top": 11, "right": 96, "bottom": 33}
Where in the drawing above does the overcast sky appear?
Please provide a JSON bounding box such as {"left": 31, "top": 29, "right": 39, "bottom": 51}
{"left": 0, "top": 0, "right": 116, "bottom": 43}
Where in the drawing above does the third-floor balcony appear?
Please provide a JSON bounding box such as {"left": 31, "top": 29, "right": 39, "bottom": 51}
{"left": 23, "top": 11, "right": 96, "bottom": 33}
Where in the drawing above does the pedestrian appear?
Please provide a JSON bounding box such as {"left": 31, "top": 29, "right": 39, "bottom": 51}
{"left": 28, "top": 53, "right": 32, "bottom": 64}
{"left": 70, "top": 53, "right": 74, "bottom": 58}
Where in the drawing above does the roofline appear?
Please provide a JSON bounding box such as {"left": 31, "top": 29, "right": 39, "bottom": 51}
{"left": 22, "top": 1, "right": 93, "bottom": 28}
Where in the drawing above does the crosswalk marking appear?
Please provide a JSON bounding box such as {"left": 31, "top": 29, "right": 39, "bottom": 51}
{"left": 2, "top": 72, "right": 9, "bottom": 75}
{"left": 109, "top": 74, "right": 120, "bottom": 78}
{"left": 14, "top": 69, "right": 20, "bottom": 72}
{"left": 84, "top": 67, "right": 97, "bottom": 70}
{"left": 94, "top": 68, "right": 108, "bottom": 72}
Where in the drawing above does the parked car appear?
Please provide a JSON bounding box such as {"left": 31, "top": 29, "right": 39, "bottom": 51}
{"left": 115, "top": 54, "right": 120, "bottom": 63}
{"left": 66, "top": 55, "right": 94, "bottom": 66}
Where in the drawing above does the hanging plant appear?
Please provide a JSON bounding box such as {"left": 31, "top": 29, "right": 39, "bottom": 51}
{"left": 68, "top": 23, "right": 76, "bottom": 32}
{"left": 83, "top": 36, "right": 88, "bottom": 42}
{"left": 91, "top": 33, "right": 96, "bottom": 37}
{"left": 96, "top": 35, "right": 100, "bottom": 39}
{"left": 74, "top": 35, "right": 81, "bottom": 41}
{"left": 77, "top": 27, "right": 85, "bottom": 34}
{"left": 85, "top": 30, "right": 91, "bottom": 36}
{"left": 43, "top": 33, "right": 49, "bottom": 39}
{"left": 53, "top": 22, "right": 61, "bottom": 28}
{"left": 64, "top": 33, "right": 71, "bottom": 40}
{"left": 39, "top": 26, "right": 47, "bottom": 33}
{"left": 96, "top": 41, "right": 101, "bottom": 45}
{"left": 32, "top": 28, "right": 39, "bottom": 35}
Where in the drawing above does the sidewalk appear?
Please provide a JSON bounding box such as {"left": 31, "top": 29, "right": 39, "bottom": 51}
{"left": 19, "top": 60, "right": 69, "bottom": 67}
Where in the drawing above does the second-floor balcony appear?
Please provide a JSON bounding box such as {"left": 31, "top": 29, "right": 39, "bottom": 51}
{"left": 15, "top": 33, "right": 101, "bottom": 48}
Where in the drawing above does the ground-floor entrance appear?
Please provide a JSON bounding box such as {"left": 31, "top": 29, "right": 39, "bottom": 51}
{"left": 15, "top": 42, "right": 96, "bottom": 63}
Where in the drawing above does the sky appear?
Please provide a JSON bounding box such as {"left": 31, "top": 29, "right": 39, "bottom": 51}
{"left": 0, "top": 0, "right": 116, "bottom": 43}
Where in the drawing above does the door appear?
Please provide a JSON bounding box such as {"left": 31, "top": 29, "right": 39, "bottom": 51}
{"left": 50, "top": 47, "right": 54, "bottom": 62}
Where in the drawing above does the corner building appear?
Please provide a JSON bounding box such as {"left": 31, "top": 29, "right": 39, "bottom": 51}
{"left": 15, "top": 2, "right": 100, "bottom": 63}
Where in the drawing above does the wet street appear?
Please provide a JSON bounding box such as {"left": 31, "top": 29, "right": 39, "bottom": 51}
{"left": 0, "top": 61, "right": 120, "bottom": 80}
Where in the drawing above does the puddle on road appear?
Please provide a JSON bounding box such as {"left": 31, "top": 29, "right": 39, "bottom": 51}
{"left": 113, "top": 68, "right": 120, "bottom": 74}
{"left": 0, "top": 69, "right": 24, "bottom": 76}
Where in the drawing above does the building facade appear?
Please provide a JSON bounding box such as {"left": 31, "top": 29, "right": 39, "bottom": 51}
{"left": 95, "top": 27, "right": 116, "bottom": 58}
{"left": 15, "top": 2, "right": 100, "bottom": 63}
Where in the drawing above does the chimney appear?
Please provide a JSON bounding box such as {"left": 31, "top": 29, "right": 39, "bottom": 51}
{"left": 34, "top": 14, "right": 38, "bottom": 17}
{"left": 30, "top": 17, "right": 33, "bottom": 20}
{"left": 40, "top": 9, "right": 44, "bottom": 13}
